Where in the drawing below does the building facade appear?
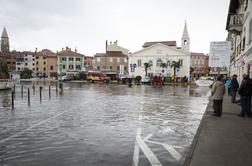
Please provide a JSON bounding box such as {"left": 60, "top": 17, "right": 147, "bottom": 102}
{"left": 190, "top": 53, "right": 209, "bottom": 79}
{"left": 84, "top": 56, "right": 93, "bottom": 69}
{"left": 36, "top": 49, "right": 57, "bottom": 78}
{"left": 57, "top": 47, "right": 85, "bottom": 76}
{"left": 0, "top": 28, "right": 36, "bottom": 76}
{"left": 16, "top": 52, "right": 36, "bottom": 73}
{"left": 128, "top": 23, "right": 191, "bottom": 80}
{"left": 93, "top": 41, "right": 129, "bottom": 78}
{"left": 226, "top": 0, "right": 252, "bottom": 82}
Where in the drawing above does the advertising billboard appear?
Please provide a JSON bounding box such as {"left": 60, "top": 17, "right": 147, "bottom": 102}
{"left": 209, "top": 41, "right": 231, "bottom": 68}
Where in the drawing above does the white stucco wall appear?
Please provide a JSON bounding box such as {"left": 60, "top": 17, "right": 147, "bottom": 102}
{"left": 16, "top": 54, "right": 35, "bottom": 72}
{"left": 128, "top": 43, "right": 190, "bottom": 79}
{"left": 57, "top": 55, "right": 84, "bottom": 74}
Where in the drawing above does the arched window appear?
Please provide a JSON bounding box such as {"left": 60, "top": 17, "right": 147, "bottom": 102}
{"left": 184, "top": 40, "right": 187, "bottom": 45}
{"left": 156, "top": 59, "right": 162, "bottom": 67}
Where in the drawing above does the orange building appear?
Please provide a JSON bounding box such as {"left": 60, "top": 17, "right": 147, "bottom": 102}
{"left": 35, "top": 49, "right": 57, "bottom": 78}
{"left": 84, "top": 56, "right": 93, "bottom": 68}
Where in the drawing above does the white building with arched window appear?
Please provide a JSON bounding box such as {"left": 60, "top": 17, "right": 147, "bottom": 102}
{"left": 128, "top": 23, "right": 191, "bottom": 80}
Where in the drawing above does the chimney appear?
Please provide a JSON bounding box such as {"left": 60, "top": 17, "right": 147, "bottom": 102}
{"left": 62, "top": 48, "right": 64, "bottom": 51}
{"left": 75, "top": 48, "right": 77, "bottom": 53}
{"left": 35, "top": 48, "right": 37, "bottom": 53}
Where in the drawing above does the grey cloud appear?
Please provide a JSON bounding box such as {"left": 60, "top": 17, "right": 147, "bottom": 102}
{"left": 0, "top": 0, "right": 82, "bottom": 31}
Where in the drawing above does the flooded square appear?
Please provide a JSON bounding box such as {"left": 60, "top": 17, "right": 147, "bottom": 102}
{"left": 0, "top": 82, "right": 210, "bottom": 166}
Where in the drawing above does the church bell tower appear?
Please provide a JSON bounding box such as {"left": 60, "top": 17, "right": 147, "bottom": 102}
{"left": 1, "top": 27, "right": 9, "bottom": 52}
{"left": 181, "top": 22, "right": 190, "bottom": 53}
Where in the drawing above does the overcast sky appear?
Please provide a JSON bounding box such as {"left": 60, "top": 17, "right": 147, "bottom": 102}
{"left": 0, "top": 0, "right": 230, "bottom": 56}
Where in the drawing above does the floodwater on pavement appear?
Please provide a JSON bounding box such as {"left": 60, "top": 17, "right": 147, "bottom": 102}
{"left": 0, "top": 82, "right": 210, "bottom": 166}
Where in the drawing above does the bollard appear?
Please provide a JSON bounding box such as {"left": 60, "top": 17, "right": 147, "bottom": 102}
{"left": 13, "top": 84, "right": 15, "bottom": 94}
{"left": 11, "top": 90, "right": 14, "bottom": 109}
{"left": 21, "top": 85, "right": 23, "bottom": 98}
{"left": 49, "top": 85, "right": 51, "bottom": 98}
{"left": 56, "top": 84, "right": 58, "bottom": 94}
{"left": 39, "top": 86, "right": 42, "bottom": 101}
{"left": 28, "top": 88, "right": 30, "bottom": 106}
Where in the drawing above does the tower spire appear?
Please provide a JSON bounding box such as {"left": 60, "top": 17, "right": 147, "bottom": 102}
{"left": 1, "top": 27, "right": 10, "bottom": 52}
{"left": 181, "top": 21, "right": 190, "bottom": 53}
{"left": 182, "top": 21, "right": 189, "bottom": 39}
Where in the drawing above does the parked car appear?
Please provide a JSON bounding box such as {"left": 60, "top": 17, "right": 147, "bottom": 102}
{"left": 141, "top": 77, "right": 151, "bottom": 84}
{"left": 60, "top": 75, "right": 73, "bottom": 81}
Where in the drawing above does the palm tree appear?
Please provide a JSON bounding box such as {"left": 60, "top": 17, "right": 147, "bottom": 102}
{"left": 171, "top": 61, "right": 181, "bottom": 82}
{"left": 160, "top": 63, "right": 168, "bottom": 69}
{"left": 144, "top": 62, "right": 151, "bottom": 77}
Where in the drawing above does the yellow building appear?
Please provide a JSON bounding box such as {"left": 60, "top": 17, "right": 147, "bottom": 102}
{"left": 35, "top": 49, "right": 57, "bottom": 78}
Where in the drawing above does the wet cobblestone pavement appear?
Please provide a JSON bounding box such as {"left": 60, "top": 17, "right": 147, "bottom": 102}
{"left": 0, "top": 82, "right": 210, "bottom": 166}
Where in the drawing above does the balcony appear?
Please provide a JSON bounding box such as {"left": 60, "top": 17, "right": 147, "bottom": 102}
{"left": 227, "top": 14, "right": 243, "bottom": 34}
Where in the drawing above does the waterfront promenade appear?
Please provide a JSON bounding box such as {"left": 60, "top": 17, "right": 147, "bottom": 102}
{"left": 186, "top": 94, "right": 252, "bottom": 166}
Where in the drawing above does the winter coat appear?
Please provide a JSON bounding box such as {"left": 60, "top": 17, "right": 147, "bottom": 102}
{"left": 225, "top": 79, "right": 231, "bottom": 88}
{"left": 238, "top": 78, "right": 252, "bottom": 96}
{"left": 231, "top": 78, "right": 239, "bottom": 91}
{"left": 211, "top": 81, "right": 226, "bottom": 100}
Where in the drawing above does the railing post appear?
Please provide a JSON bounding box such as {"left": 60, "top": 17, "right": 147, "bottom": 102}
{"left": 49, "top": 85, "right": 51, "bottom": 98}
{"left": 13, "top": 84, "right": 15, "bottom": 94}
{"left": 32, "top": 83, "right": 35, "bottom": 94}
{"left": 11, "top": 90, "right": 14, "bottom": 109}
{"left": 28, "top": 88, "right": 30, "bottom": 106}
{"left": 56, "top": 84, "right": 58, "bottom": 94}
{"left": 21, "top": 85, "right": 23, "bottom": 98}
{"left": 39, "top": 86, "right": 42, "bottom": 101}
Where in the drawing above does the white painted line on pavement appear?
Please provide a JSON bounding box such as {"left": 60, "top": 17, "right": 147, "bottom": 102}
{"left": 144, "top": 134, "right": 153, "bottom": 141}
{"left": 0, "top": 93, "right": 112, "bottom": 144}
{"left": 132, "top": 128, "right": 141, "bottom": 166}
{"left": 145, "top": 139, "right": 182, "bottom": 161}
{"left": 136, "top": 135, "right": 162, "bottom": 166}
{"left": 162, "top": 144, "right": 182, "bottom": 161}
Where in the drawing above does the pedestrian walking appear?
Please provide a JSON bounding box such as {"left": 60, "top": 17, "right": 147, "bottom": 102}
{"left": 230, "top": 74, "right": 239, "bottom": 103}
{"left": 225, "top": 77, "right": 231, "bottom": 96}
{"left": 238, "top": 74, "right": 252, "bottom": 117}
{"left": 211, "top": 76, "right": 226, "bottom": 117}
